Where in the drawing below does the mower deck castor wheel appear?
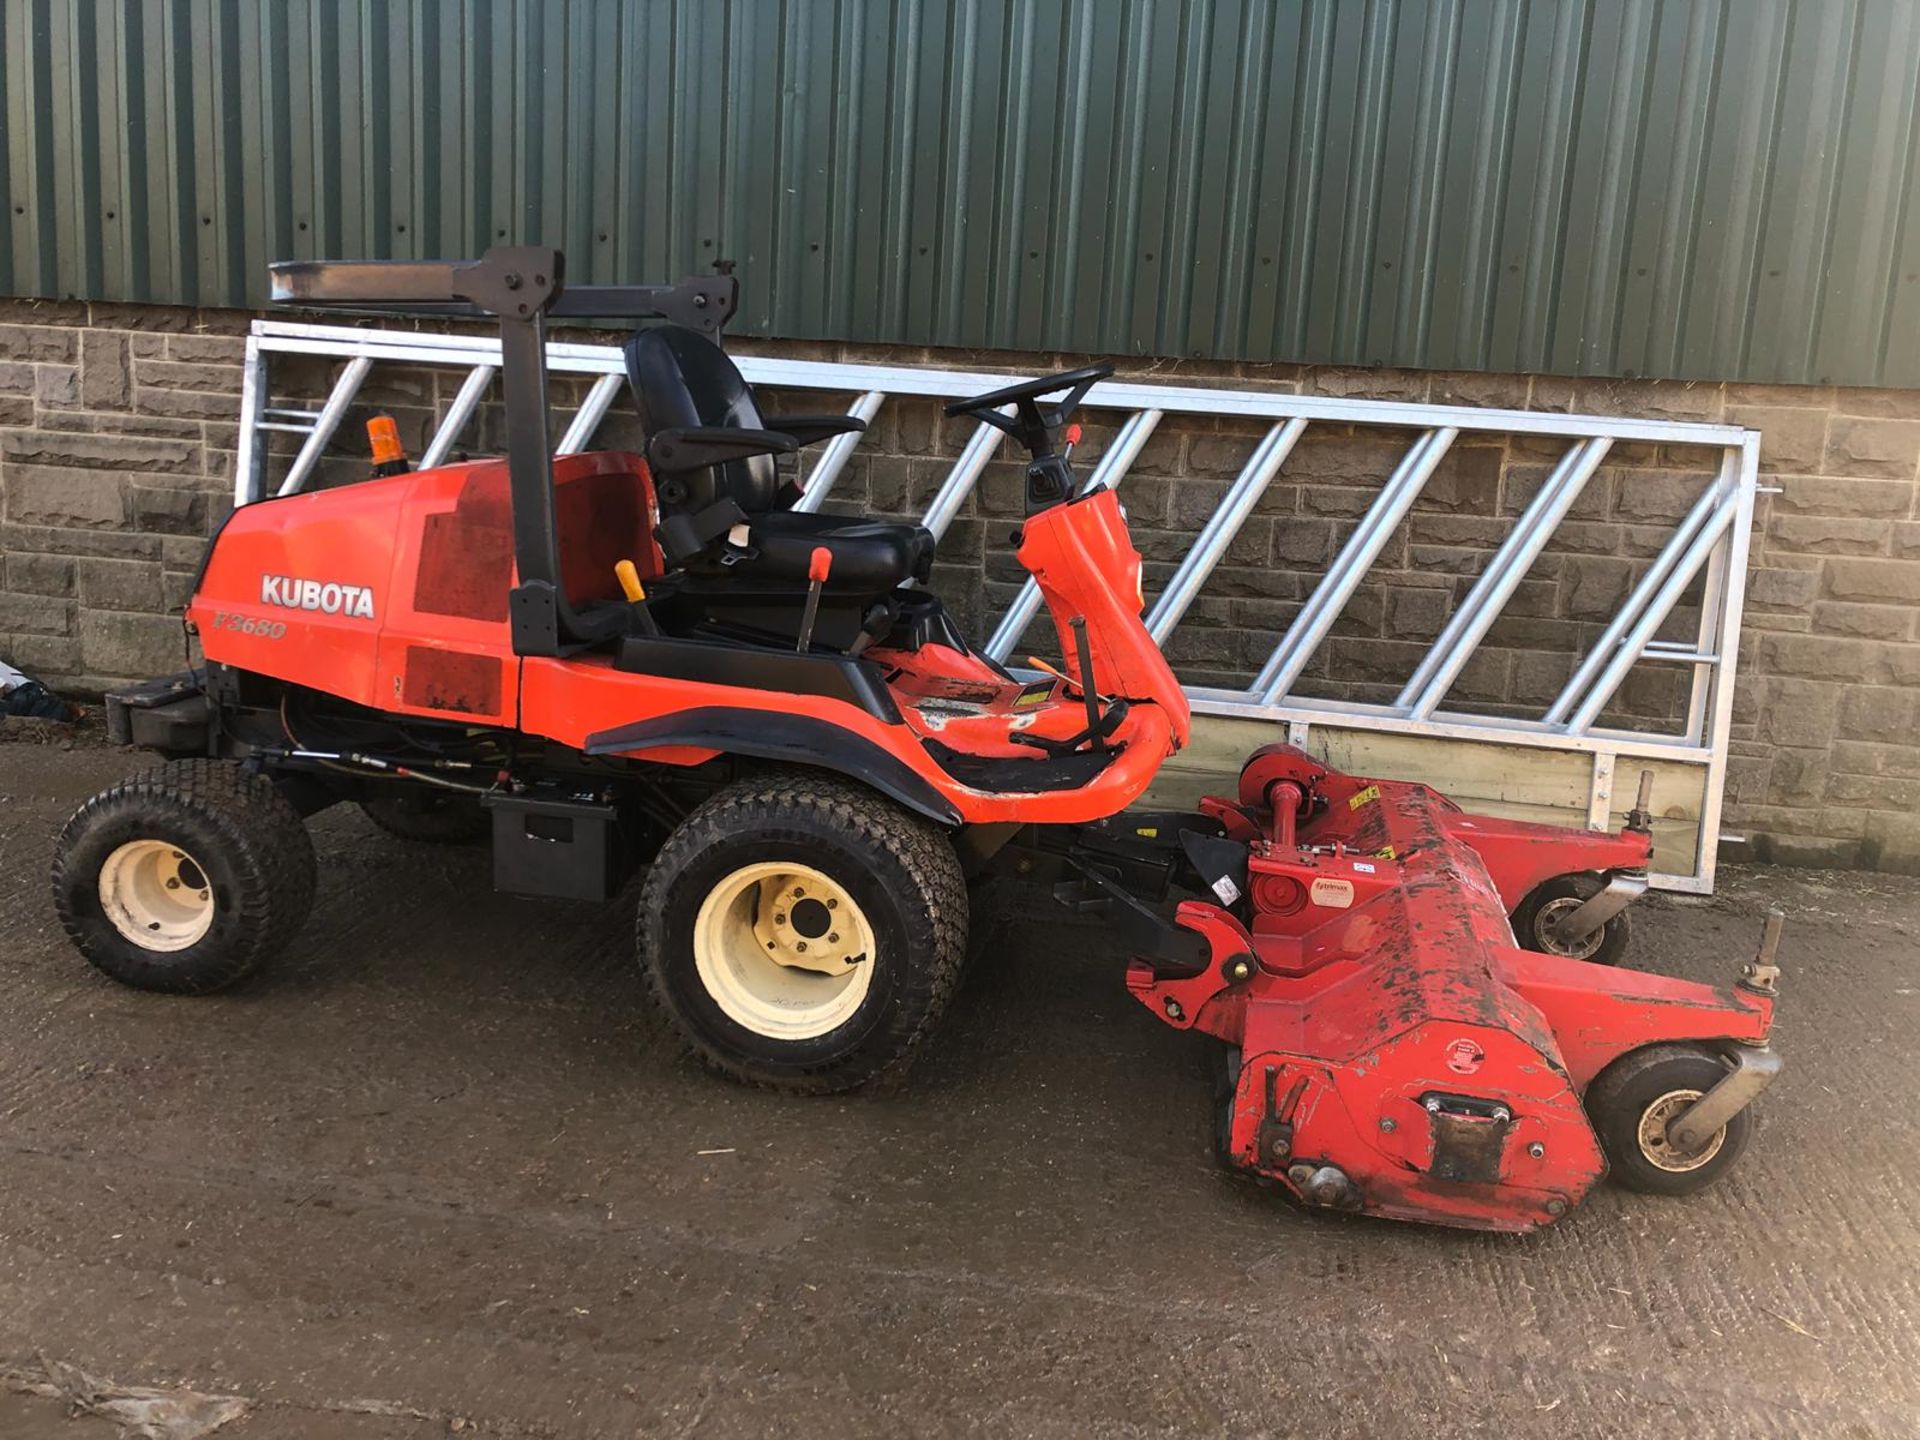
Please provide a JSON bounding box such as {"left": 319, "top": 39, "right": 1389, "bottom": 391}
{"left": 1512, "top": 872, "right": 1630, "bottom": 966}
{"left": 359, "top": 790, "right": 490, "bottom": 844}
{"left": 1585, "top": 1042, "right": 1754, "bottom": 1196}
{"left": 51, "top": 759, "right": 317, "bottom": 994}
{"left": 636, "top": 771, "right": 968, "bottom": 1094}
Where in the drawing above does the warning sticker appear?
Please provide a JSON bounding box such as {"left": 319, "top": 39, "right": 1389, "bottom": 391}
{"left": 1347, "top": 784, "right": 1381, "bottom": 811}
{"left": 1012, "top": 681, "right": 1055, "bottom": 711}
{"left": 1373, "top": 846, "right": 1397, "bottom": 860}
{"left": 1309, "top": 877, "right": 1355, "bottom": 909}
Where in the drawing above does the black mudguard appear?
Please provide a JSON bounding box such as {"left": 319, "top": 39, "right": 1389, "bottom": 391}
{"left": 583, "top": 706, "right": 962, "bottom": 826}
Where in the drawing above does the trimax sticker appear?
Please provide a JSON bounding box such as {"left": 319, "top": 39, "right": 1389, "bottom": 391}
{"left": 1347, "top": 784, "right": 1381, "bottom": 811}
{"left": 1309, "top": 877, "right": 1355, "bottom": 909}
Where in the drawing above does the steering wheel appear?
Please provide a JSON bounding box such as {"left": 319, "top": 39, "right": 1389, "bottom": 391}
{"left": 943, "top": 363, "right": 1114, "bottom": 452}
{"left": 944, "top": 363, "right": 1115, "bottom": 515}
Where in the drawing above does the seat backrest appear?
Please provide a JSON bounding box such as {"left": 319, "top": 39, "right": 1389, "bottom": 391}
{"left": 623, "top": 325, "right": 780, "bottom": 514}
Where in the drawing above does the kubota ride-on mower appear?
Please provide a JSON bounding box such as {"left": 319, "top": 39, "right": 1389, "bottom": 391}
{"left": 51, "top": 246, "right": 1783, "bottom": 1232}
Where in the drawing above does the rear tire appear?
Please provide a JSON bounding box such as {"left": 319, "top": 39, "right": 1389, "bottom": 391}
{"left": 637, "top": 771, "right": 967, "bottom": 1093}
{"left": 51, "top": 760, "right": 317, "bottom": 994}
{"left": 359, "top": 789, "right": 490, "bottom": 844}
{"left": 1586, "top": 1043, "right": 1752, "bottom": 1196}
{"left": 1512, "top": 872, "right": 1630, "bottom": 966}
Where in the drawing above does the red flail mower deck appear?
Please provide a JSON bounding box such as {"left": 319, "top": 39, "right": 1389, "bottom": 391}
{"left": 1123, "top": 747, "right": 1780, "bottom": 1232}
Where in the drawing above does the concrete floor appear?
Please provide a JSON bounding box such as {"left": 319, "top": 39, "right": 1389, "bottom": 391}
{"left": 2, "top": 738, "right": 1917, "bottom": 1438}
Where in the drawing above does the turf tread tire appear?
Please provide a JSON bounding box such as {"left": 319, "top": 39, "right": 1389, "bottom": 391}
{"left": 636, "top": 769, "right": 968, "bottom": 1094}
{"left": 52, "top": 759, "right": 317, "bottom": 994}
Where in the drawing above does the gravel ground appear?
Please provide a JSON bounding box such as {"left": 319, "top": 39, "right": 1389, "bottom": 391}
{"left": 2, "top": 737, "right": 1917, "bottom": 1438}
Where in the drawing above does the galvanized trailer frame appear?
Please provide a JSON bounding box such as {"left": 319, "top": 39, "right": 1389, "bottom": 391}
{"left": 232, "top": 320, "right": 1760, "bottom": 893}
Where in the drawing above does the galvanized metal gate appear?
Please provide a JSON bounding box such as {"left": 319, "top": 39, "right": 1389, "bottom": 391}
{"left": 233, "top": 320, "right": 1759, "bottom": 894}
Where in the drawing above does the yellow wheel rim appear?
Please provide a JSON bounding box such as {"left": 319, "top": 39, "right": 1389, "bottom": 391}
{"left": 98, "top": 839, "right": 215, "bottom": 952}
{"left": 692, "top": 861, "right": 876, "bottom": 1040}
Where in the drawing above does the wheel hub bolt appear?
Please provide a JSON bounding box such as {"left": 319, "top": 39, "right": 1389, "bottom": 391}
{"left": 827, "top": 898, "right": 838, "bottom": 909}
{"left": 166, "top": 878, "right": 180, "bottom": 890}
{"left": 796, "top": 942, "right": 808, "bottom": 953}
{"left": 827, "top": 932, "right": 839, "bottom": 944}
{"left": 774, "top": 912, "right": 787, "bottom": 925}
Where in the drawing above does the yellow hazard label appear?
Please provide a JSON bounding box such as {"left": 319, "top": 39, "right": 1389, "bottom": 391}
{"left": 1347, "top": 784, "right": 1380, "bottom": 811}
{"left": 1135, "top": 826, "right": 1159, "bottom": 838}
{"left": 1013, "top": 681, "right": 1054, "bottom": 711}
{"left": 1373, "top": 845, "right": 1397, "bottom": 860}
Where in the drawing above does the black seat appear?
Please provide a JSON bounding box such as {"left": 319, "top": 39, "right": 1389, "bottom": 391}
{"left": 624, "top": 326, "right": 935, "bottom": 593}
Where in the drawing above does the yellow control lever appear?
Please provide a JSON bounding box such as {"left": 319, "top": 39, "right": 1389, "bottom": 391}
{"left": 614, "top": 559, "right": 646, "bottom": 603}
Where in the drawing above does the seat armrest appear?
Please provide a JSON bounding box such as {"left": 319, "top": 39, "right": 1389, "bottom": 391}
{"left": 647, "top": 425, "right": 799, "bottom": 475}
{"left": 763, "top": 414, "right": 869, "bottom": 446}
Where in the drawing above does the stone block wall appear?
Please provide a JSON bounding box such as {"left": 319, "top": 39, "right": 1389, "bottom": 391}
{"left": 3, "top": 296, "right": 1918, "bottom": 871}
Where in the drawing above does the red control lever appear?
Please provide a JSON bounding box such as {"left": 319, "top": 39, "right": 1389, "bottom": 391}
{"left": 796, "top": 546, "right": 832, "bottom": 653}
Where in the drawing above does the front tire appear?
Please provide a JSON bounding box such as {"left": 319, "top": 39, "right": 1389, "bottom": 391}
{"left": 51, "top": 760, "right": 317, "bottom": 994}
{"left": 637, "top": 771, "right": 967, "bottom": 1093}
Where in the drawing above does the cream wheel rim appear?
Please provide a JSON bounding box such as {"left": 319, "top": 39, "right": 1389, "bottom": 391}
{"left": 1533, "top": 894, "right": 1606, "bottom": 959}
{"left": 692, "top": 861, "right": 876, "bottom": 1040}
{"left": 98, "top": 839, "right": 215, "bottom": 952}
{"left": 1638, "top": 1087, "right": 1725, "bottom": 1172}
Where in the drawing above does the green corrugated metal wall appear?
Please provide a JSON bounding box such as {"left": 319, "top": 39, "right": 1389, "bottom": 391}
{"left": 5, "top": 0, "right": 1919, "bottom": 387}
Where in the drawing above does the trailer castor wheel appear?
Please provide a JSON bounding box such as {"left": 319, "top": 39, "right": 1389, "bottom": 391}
{"left": 1586, "top": 1043, "right": 1753, "bottom": 1196}
{"left": 636, "top": 771, "right": 967, "bottom": 1094}
{"left": 1513, "top": 872, "right": 1629, "bottom": 966}
{"left": 51, "top": 759, "right": 317, "bottom": 994}
{"left": 359, "top": 790, "right": 489, "bottom": 844}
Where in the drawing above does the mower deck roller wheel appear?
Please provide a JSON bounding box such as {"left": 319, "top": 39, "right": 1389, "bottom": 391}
{"left": 52, "top": 759, "right": 317, "bottom": 994}
{"left": 1586, "top": 1043, "right": 1753, "bottom": 1196}
{"left": 1513, "top": 872, "right": 1630, "bottom": 966}
{"left": 638, "top": 771, "right": 968, "bottom": 1093}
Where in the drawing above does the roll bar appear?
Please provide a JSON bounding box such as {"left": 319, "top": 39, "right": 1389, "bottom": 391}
{"left": 266, "top": 245, "right": 737, "bottom": 656}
